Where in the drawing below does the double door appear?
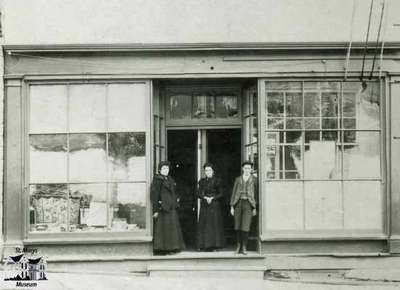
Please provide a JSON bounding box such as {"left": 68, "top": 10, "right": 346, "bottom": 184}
{"left": 167, "top": 129, "right": 241, "bottom": 249}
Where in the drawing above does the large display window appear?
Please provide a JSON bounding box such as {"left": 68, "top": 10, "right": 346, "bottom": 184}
{"left": 27, "top": 82, "right": 151, "bottom": 234}
{"left": 260, "top": 80, "right": 385, "bottom": 237}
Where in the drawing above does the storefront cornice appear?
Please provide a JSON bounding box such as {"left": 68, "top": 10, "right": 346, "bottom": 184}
{"left": 4, "top": 42, "right": 400, "bottom": 53}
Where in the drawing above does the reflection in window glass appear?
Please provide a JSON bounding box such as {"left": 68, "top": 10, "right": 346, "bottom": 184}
{"left": 284, "top": 145, "right": 302, "bottom": 179}
{"left": 343, "top": 119, "right": 356, "bottom": 129}
{"left": 30, "top": 134, "right": 68, "bottom": 183}
{"left": 30, "top": 85, "right": 67, "bottom": 133}
{"left": 286, "top": 131, "right": 302, "bottom": 143}
{"left": 69, "top": 183, "right": 107, "bottom": 232}
{"left": 108, "top": 132, "right": 146, "bottom": 181}
{"left": 321, "top": 92, "right": 338, "bottom": 117}
{"left": 304, "top": 93, "right": 320, "bottom": 117}
{"left": 110, "top": 183, "right": 147, "bottom": 230}
{"left": 29, "top": 184, "right": 68, "bottom": 232}
{"left": 286, "top": 93, "right": 302, "bottom": 117}
{"left": 268, "top": 118, "right": 284, "bottom": 129}
{"left": 305, "top": 131, "right": 320, "bottom": 143}
{"left": 267, "top": 82, "right": 302, "bottom": 91}
{"left": 215, "top": 96, "right": 238, "bottom": 118}
{"left": 304, "top": 118, "right": 320, "bottom": 129}
{"left": 169, "top": 94, "right": 191, "bottom": 119}
{"left": 343, "top": 93, "right": 356, "bottom": 117}
{"left": 267, "top": 92, "right": 284, "bottom": 117}
{"left": 69, "top": 85, "right": 106, "bottom": 133}
{"left": 322, "top": 131, "right": 339, "bottom": 141}
{"left": 69, "top": 134, "right": 107, "bottom": 182}
{"left": 193, "top": 95, "right": 215, "bottom": 118}
{"left": 286, "top": 118, "right": 302, "bottom": 129}
{"left": 322, "top": 118, "right": 338, "bottom": 129}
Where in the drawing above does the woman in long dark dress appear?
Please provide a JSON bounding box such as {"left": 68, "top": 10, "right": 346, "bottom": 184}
{"left": 197, "top": 163, "right": 225, "bottom": 251}
{"left": 151, "top": 161, "right": 185, "bottom": 255}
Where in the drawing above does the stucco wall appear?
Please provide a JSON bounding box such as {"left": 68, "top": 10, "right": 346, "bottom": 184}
{"left": 3, "top": 0, "right": 400, "bottom": 45}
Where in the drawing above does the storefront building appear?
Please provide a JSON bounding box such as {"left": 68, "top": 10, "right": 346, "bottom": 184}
{"left": 2, "top": 0, "right": 400, "bottom": 263}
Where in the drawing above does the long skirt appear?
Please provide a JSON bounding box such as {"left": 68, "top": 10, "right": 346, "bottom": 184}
{"left": 153, "top": 209, "right": 185, "bottom": 251}
{"left": 197, "top": 200, "right": 225, "bottom": 249}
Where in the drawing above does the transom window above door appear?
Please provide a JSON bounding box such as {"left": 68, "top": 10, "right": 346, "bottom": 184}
{"left": 165, "top": 86, "right": 242, "bottom": 126}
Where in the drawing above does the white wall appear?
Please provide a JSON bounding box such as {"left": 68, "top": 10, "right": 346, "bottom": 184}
{"left": 3, "top": 0, "right": 400, "bottom": 45}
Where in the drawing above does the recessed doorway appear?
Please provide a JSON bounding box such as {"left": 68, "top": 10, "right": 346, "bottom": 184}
{"left": 167, "top": 128, "right": 241, "bottom": 250}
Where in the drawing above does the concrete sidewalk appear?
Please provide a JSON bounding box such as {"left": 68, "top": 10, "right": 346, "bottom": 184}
{"left": 1, "top": 271, "right": 400, "bottom": 290}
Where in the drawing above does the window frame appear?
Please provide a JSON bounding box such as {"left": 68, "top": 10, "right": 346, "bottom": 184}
{"left": 23, "top": 80, "right": 153, "bottom": 241}
{"left": 258, "top": 78, "right": 388, "bottom": 240}
{"left": 164, "top": 85, "right": 243, "bottom": 127}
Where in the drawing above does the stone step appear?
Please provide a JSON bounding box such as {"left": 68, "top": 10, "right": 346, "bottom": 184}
{"left": 46, "top": 251, "right": 266, "bottom": 274}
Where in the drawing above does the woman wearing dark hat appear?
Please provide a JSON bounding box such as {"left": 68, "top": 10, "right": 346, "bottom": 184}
{"left": 230, "top": 161, "right": 257, "bottom": 255}
{"left": 150, "top": 161, "right": 185, "bottom": 255}
{"left": 196, "top": 163, "right": 225, "bottom": 251}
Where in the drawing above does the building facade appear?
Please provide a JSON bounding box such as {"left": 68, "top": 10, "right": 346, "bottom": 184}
{"left": 1, "top": 0, "right": 400, "bottom": 262}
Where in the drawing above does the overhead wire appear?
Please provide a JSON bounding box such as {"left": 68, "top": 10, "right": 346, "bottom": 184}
{"left": 360, "top": 0, "right": 375, "bottom": 82}
{"left": 344, "top": 0, "right": 357, "bottom": 81}
{"left": 378, "top": 0, "right": 388, "bottom": 78}
{"left": 369, "top": 0, "right": 385, "bottom": 79}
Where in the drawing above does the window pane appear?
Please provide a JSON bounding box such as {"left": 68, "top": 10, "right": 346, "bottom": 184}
{"left": 343, "top": 93, "right": 356, "bottom": 117}
{"left": 267, "top": 82, "right": 302, "bottom": 91}
{"left": 321, "top": 92, "right": 338, "bottom": 117}
{"left": 266, "top": 92, "right": 284, "bottom": 117}
{"left": 357, "top": 84, "right": 380, "bottom": 130}
{"left": 69, "top": 85, "right": 106, "bottom": 132}
{"left": 193, "top": 95, "right": 215, "bottom": 118}
{"left": 286, "top": 92, "right": 302, "bottom": 117}
{"left": 169, "top": 94, "right": 191, "bottom": 119}
{"left": 110, "top": 183, "right": 147, "bottom": 231}
{"left": 266, "top": 182, "right": 303, "bottom": 230}
{"left": 343, "top": 118, "right": 356, "bottom": 129}
{"left": 29, "top": 184, "right": 68, "bottom": 232}
{"left": 286, "top": 118, "right": 302, "bottom": 129}
{"left": 286, "top": 131, "right": 302, "bottom": 143}
{"left": 215, "top": 96, "right": 238, "bottom": 118}
{"left": 344, "top": 181, "right": 382, "bottom": 229}
{"left": 304, "top": 82, "right": 339, "bottom": 91}
{"left": 305, "top": 131, "right": 320, "bottom": 143}
{"left": 343, "top": 132, "right": 381, "bottom": 178}
{"left": 108, "top": 83, "right": 147, "bottom": 131}
{"left": 304, "top": 118, "right": 320, "bottom": 129}
{"left": 69, "top": 134, "right": 107, "bottom": 182}
{"left": 69, "top": 183, "right": 107, "bottom": 232}
{"left": 322, "top": 118, "right": 338, "bottom": 129}
{"left": 322, "top": 131, "right": 339, "bottom": 142}
{"left": 305, "top": 181, "right": 342, "bottom": 229}
{"left": 30, "top": 134, "right": 67, "bottom": 183}
{"left": 108, "top": 132, "right": 146, "bottom": 181}
{"left": 267, "top": 118, "right": 284, "bottom": 129}
{"left": 284, "top": 145, "right": 301, "bottom": 179}
{"left": 343, "top": 131, "right": 356, "bottom": 143}
{"left": 304, "top": 141, "right": 341, "bottom": 179}
{"left": 30, "top": 85, "right": 67, "bottom": 133}
{"left": 304, "top": 93, "right": 320, "bottom": 117}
